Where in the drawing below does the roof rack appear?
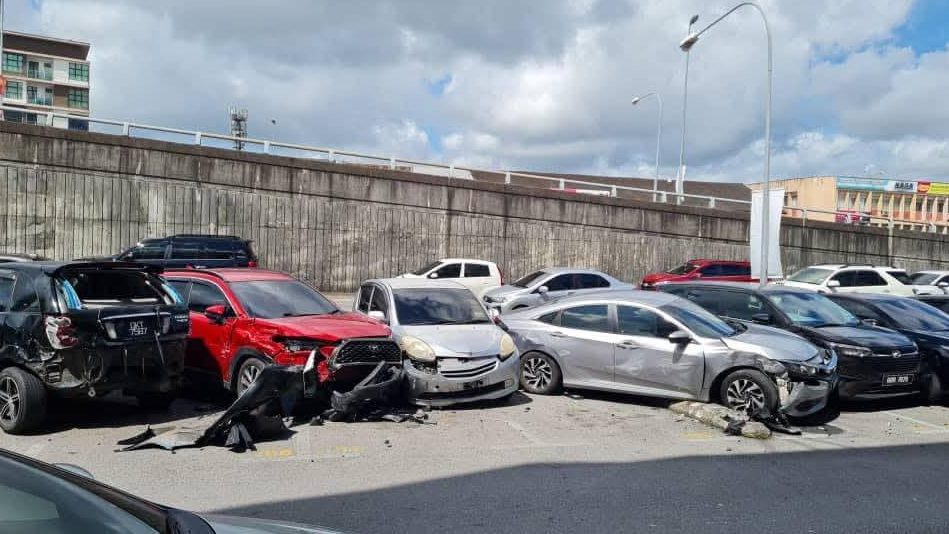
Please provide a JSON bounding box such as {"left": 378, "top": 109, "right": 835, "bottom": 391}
{"left": 170, "top": 234, "right": 245, "bottom": 240}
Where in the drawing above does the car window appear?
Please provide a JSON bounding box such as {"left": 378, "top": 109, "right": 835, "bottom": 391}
{"left": 831, "top": 271, "right": 858, "bottom": 287}
{"left": 537, "top": 310, "right": 560, "bottom": 325}
{"left": 911, "top": 273, "right": 939, "bottom": 285}
{"left": 700, "top": 264, "right": 723, "bottom": 276}
{"left": 231, "top": 280, "right": 337, "bottom": 319}
{"left": 660, "top": 301, "right": 736, "bottom": 338}
{"left": 11, "top": 275, "right": 39, "bottom": 313}
{"left": 560, "top": 305, "right": 611, "bottom": 332}
{"left": 886, "top": 270, "right": 912, "bottom": 285}
{"left": 188, "top": 281, "right": 228, "bottom": 313}
{"left": 433, "top": 263, "right": 461, "bottom": 278}
{"left": 768, "top": 292, "right": 860, "bottom": 327}
{"left": 666, "top": 262, "right": 699, "bottom": 275}
{"left": 169, "top": 240, "right": 207, "bottom": 260}
{"left": 167, "top": 280, "right": 191, "bottom": 302}
{"left": 392, "top": 288, "right": 489, "bottom": 326}
{"left": 788, "top": 267, "right": 834, "bottom": 285}
{"left": 874, "top": 299, "right": 949, "bottom": 331}
{"left": 205, "top": 240, "right": 246, "bottom": 260}
{"left": 513, "top": 271, "right": 546, "bottom": 288}
{"left": 411, "top": 260, "right": 443, "bottom": 276}
{"left": 464, "top": 263, "right": 491, "bottom": 278}
{"left": 855, "top": 270, "right": 886, "bottom": 286}
{"left": 121, "top": 241, "right": 167, "bottom": 261}
{"left": 617, "top": 306, "right": 677, "bottom": 338}
{"left": 577, "top": 273, "right": 610, "bottom": 289}
{"left": 719, "top": 264, "right": 751, "bottom": 276}
{"left": 830, "top": 298, "right": 882, "bottom": 322}
{"left": 716, "top": 291, "right": 763, "bottom": 321}
{"left": 681, "top": 288, "right": 722, "bottom": 315}
{"left": 356, "top": 285, "right": 373, "bottom": 313}
{"left": 369, "top": 286, "right": 388, "bottom": 314}
{"left": 545, "top": 274, "right": 575, "bottom": 292}
{"left": 60, "top": 271, "right": 168, "bottom": 306}
{"left": 0, "top": 272, "right": 14, "bottom": 312}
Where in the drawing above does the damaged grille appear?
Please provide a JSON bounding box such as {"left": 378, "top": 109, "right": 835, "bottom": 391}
{"left": 331, "top": 339, "right": 402, "bottom": 367}
{"left": 439, "top": 359, "right": 499, "bottom": 379}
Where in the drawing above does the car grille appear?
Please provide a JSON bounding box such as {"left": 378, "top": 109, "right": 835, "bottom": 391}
{"left": 331, "top": 339, "right": 402, "bottom": 367}
{"left": 866, "top": 351, "right": 920, "bottom": 374}
{"left": 439, "top": 359, "right": 499, "bottom": 379}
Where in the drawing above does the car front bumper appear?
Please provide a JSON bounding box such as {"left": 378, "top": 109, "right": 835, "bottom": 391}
{"left": 403, "top": 353, "right": 520, "bottom": 407}
{"left": 779, "top": 377, "right": 834, "bottom": 418}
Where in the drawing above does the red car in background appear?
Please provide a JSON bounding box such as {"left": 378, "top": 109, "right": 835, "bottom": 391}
{"left": 163, "top": 269, "right": 401, "bottom": 395}
{"left": 640, "top": 259, "right": 754, "bottom": 289}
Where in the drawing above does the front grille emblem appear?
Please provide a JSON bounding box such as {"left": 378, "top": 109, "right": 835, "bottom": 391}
{"left": 367, "top": 344, "right": 380, "bottom": 353}
{"left": 892, "top": 350, "right": 902, "bottom": 359}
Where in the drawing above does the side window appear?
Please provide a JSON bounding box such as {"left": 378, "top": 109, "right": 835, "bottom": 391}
{"left": 700, "top": 264, "right": 723, "bottom": 276}
{"left": 560, "top": 305, "right": 611, "bottom": 332}
{"left": 122, "top": 241, "right": 167, "bottom": 260}
{"left": 205, "top": 240, "right": 244, "bottom": 260}
{"left": 683, "top": 288, "right": 721, "bottom": 315}
{"left": 831, "top": 271, "right": 857, "bottom": 287}
{"left": 188, "top": 281, "right": 227, "bottom": 313}
{"left": 433, "top": 263, "right": 461, "bottom": 279}
{"left": 11, "top": 275, "right": 40, "bottom": 312}
{"left": 832, "top": 299, "right": 881, "bottom": 321}
{"left": 0, "top": 272, "right": 15, "bottom": 312}
{"left": 538, "top": 310, "right": 560, "bottom": 325}
{"left": 856, "top": 270, "right": 887, "bottom": 286}
{"left": 167, "top": 280, "right": 191, "bottom": 302}
{"left": 617, "top": 306, "right": 678, "bottom": 338}
{"left": 720, "top": 264, "right": 750, "bottom": 276}
{"left": 717, "top": 291, "right": 762, "bottom": 321}
{"left": 545, "top": 274, "right": 575, "bottom": 292}
{"left": 369, "top": 286, "right": 388, "bottom": 315}
{"left": 170, "top": 240, "right": 207, "bottom": 260}
{"left": 356, "top": 285, "right": 373, "bottom": 313}
{"left": 464, "top": 263, "right": 491, "bottom": 278}
{"left": 578, "top": 274, "right": 610, "bottom": 289}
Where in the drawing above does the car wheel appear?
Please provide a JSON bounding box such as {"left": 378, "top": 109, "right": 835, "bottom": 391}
{"left": 922, "top": 373, "right": 944, "bottom": 405}
{"left": 520, "top": 352, "right": 562, "bottom": 395}
{"left": 719, "top": 369, "right": 779, "bottom": 415}
{"left": 235, "top": 357, "right": 267, "bottom": 396}
{"left": 0, "top": 367, "right": 48, "bottom": 435}
{"left": 136, "top": 391, "right": 177, "bottom": 411}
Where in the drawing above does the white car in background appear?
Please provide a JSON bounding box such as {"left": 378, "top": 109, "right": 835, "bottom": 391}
{"left": 781, "top": 264, "right": 941, "bottom": 296}
{"left": 399, "top": 258, "right": 502, "bottom": 297}
{"left": 911, "top": 270, "right": 949, "bottom": 293}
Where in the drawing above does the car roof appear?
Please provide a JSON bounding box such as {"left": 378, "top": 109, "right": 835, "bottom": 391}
{"left": 687, "top": 259, "right": 750, "bottom": 265}
{"left": 164, "top": 268, "right": 291, "bottom": 282}
{"left": 915, "top": 270, "right": 949, "bottom": 275}
{"left": 810, "top": 264, "right": 899, "bottom": 270}
{"left": 438, "top": 258, "right": 496, "bottom": 265}
{"left": 549, "top": 289, "right": 678, "bottom": 307}
{"left": 825, "top": 292, "right": 909, "bottom": 303}
{"left": 367, "top": 278, "right": 468, "bottom": 290}
{"left": 530, "top": 267, "right": 609, "bottom": 276}
{"left": 660, "top": 281, "right": 815, "bottom": 294}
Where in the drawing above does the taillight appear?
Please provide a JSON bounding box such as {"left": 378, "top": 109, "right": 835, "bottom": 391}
{"left": 45, "top": 316, "right": 79, "bottom": 349}
{"left": 248, "top": 260, "right": 258, "bottom": 268}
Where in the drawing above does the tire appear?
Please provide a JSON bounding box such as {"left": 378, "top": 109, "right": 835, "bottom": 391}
{"left": 719, "top": 369, "right": 780, "bottom": 415}
{"left": 922, "top": 373, "right": 944, "bottom": 405}
{"left": 234, "top": 357, "right": 268, "bottom": 396}
{"left": 519, "top": 352, "right": 562, "bottom": 395}
{"left": 0, "top": 367, "right": 48, "bottom": 435}
{"left": 136, "top": 391, "right": 177, "bottom": 411}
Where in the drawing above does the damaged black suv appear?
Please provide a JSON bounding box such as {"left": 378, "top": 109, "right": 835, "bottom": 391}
{"left": 0, "top": 262, "right": 189, "bottom": 434}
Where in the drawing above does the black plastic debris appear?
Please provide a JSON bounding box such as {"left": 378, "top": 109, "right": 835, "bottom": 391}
{"left": 720, "top": 407, "right": 802, "bottom": 437}
{"left": 320, "top": 362, "right": 404, "bottom": 422}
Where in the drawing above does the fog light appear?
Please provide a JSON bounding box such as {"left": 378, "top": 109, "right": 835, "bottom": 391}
{"left": 504, "top": 379, "right": 515, "bottom": 388}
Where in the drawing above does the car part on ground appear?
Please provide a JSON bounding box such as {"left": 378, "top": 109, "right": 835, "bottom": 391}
{"left": 640, "top": 259, "right": 755, "bottom": 289}
{"left": 503, "top": 290, "right": 835, "bottom": 418}
{"left": 352, "top": 278, "right": 520, "bottom": 406}
{"left": 0, "top": 261, "right": 189, "bottom": 434}
{"left": 483, "top": 267, "right": 633, "bottom": 314}
{"left": 658, "top": 282, "right": 922, "bottom": 402}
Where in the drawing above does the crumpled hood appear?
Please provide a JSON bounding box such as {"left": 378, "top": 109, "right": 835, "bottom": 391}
{"left": 484, "top": 285, "right": 524, "bottom": 298}
{"left": 802, "top": 325, "right": 915, "bottom": 352}
{"left": 254, "top": 312, "right": 391, "bottom": 340}
{"left": 400, "top": 324, "right": 505, "bottom": 357}
{"left": 723, "top": 323, "right": 819, "bottom": 362}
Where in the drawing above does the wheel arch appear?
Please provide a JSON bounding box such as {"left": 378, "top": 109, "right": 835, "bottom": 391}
{"left": 226, "top": 348, "right": 274, "bottom": 391}
{"left": 708, "top": 364, "right": 773, "bottom": 404}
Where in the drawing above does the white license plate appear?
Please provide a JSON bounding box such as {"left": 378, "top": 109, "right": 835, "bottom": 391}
{"left": 882, "top": 374, "right": 914, "bottom": 386}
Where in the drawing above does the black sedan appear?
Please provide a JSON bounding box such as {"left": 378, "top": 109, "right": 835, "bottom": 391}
{"left": 915, "top": 295, "right": 949, "bottom": 315}
{"left": 828, "top": 293, "right": 949, "bottom": 402}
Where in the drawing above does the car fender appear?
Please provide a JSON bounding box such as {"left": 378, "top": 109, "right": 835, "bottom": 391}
{"left": 226, "top": 347, "right": 275, "bottom": 390}
{"left": 704, "top": 350, "right": 786, "bottom": 401}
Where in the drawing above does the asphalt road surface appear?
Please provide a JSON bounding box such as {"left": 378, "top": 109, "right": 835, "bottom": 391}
{"left": 1, "top": 388, "right": 948, "bottom": 534}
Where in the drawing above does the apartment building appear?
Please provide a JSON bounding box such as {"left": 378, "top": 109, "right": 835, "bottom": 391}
{"left": 1, "top": 31, "right": 90, "bottom": 130}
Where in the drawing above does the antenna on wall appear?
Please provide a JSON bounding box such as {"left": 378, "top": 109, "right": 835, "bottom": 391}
{"left": 228, "top": 106, "right": 248, "bottom": 151}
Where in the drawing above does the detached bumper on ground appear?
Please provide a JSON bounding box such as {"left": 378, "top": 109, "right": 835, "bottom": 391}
{"left": 403, "top": 353, "right": 520, "bottom": 407}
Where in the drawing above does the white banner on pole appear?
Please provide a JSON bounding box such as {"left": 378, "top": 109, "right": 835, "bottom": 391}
{"left": 750, "top": 188, "right": 784, "bottom": 280}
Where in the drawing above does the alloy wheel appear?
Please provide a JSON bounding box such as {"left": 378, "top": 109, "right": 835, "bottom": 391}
{"left": 0, "top": 376, "right": 20, "bottom": 424}
{"left": 238, "top": 364, "right": 261, "bottom": 393}
{"left": 725, "top": 378, "right": 765, "bottom": 413}
{"left": 522, "top": 356, "right": 553, "bottom": 390}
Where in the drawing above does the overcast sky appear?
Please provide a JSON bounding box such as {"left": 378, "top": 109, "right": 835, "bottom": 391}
{"left": 6, "top": 0, "right": 949, "bottom": 182}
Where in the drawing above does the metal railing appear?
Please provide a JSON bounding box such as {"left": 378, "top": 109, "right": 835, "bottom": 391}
{"left": 0, "top": 103, "right": 946, "bottom": 235}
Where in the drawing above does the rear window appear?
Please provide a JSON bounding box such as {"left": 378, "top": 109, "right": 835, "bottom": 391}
{"left": 57, "top": 270, "right": 174, "bottom": 308}
{"left": 464, "top": 263, "right": 491, "bottom": 278}
{"left": 788, "top": 267, "right": 833, "bottom": 285}
{"left": 911, "top": 273, "right": 940, "bottom": 285}
{"left": 886, "top": 270, "right": 912, "bottom": 284}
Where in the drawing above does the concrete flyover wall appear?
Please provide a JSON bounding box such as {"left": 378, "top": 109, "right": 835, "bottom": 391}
{"left": 1, "top": 122, "right": 948, "bottom": 291}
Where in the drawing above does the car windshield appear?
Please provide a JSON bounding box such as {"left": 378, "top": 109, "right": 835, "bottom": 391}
{"left": 230, "top": 280, "right": 338, "bottom": 318}
{"left": 877, "top": 299, "right": 949, "bottom": 332}
{"left": 767, "top": 291, "right": 859, "bottom": 327}
{"left": 411, "top": 260, "right": 443, "bottom": 276}
{"left": 666, "top": 262, "right": 699, "bottom": 275}
{"left": 788, "top": 267, "right": 834, "bottom": 285}
{"left": 911, "top": 273, "right": 940, "bottom": 285}
{"left": 660, "top": 300, "right": 736, "bottom": 338}
{"left": 512, "top": 271, "right": 546, "bottom": 288}
{"left": 393, "top": 288, "right": 490, "bottom": 326}
{"left": 886, "top": 270, "right": 912, "bottom": 284}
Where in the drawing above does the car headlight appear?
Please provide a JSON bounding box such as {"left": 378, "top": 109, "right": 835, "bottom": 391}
{"left": 830, "top": 343, "right": 873, "bottom": 358}
{"left": 276, "top": 337, "right": 323, "bottom": 353}
{"left": 490, "top": 296, "right": 507, "bottom": 304}
{"left": 499, "top": 333, "right": 516, "bottom": 360}
{"left": 400, "top": 335, "right": 436, "bottom": 363}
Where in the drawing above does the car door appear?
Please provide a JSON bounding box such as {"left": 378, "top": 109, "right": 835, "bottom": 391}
{"left": 539, "top": 304, "right": 617, "bottom": 388}
{"left": 462, "top": 263, "right": 493, "bottom": 296}
{"left": 612, "top": 304, "right": 706, "bottom": 399}
{"left": 176, "top": 279, "right": 236, "bottom": 379}
{"left": 541, "top": 273, "right": 578, "bottom": 300}
{"left": 429, "top": 262, "right": 461, "bottom": 281}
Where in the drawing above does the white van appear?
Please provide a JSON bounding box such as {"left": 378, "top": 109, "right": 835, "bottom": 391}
{"left": 399, "top": 258, "right": 502, "bottom": 297}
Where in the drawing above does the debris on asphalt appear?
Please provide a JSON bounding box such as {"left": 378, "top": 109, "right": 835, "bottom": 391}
{"left": 668, "top": 401, "right": 772, "bottom": 439}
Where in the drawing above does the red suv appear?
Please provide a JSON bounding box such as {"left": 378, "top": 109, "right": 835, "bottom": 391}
{"left": 640, "top": 259, "right": 754, "bottom": 289}
{"left": 164, "top": 269, "right": 401, "bottom": 394}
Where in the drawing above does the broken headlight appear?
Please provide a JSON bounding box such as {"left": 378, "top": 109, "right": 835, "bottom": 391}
{"left": 499, "top": 333, "right": 516, "bottom": 360}
{"left": 829, "top": 343, "right": 873, "bottom": 359}
{"left": 400, "top": 335, "right": 436, "bottom": 363}
{"left": 276, "top": 337, "right": 324, "bottom": 353}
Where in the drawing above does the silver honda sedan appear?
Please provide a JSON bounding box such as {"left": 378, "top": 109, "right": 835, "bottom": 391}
{"left": 352, "top": 278, "right": 520, "bottom": 406}
{"left": 483, "top": 267, "right": 633, "bottom": 314}
{"left": 502, "top": 290, "right": 837, "bottom": 417}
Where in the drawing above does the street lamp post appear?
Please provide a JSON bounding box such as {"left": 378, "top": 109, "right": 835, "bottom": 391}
{"left": 631, "top": 92, "right": 663, "bottom": 202}
{"left": 676, "top": 14, "right": 699, "bottom": 204}
{"left": 679, "top": 2, "right": 773, "bottom": 288}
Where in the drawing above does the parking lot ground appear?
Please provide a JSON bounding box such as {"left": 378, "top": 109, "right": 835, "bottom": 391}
{"left": 1, "top": 388, "right": 949, "bottom": 533}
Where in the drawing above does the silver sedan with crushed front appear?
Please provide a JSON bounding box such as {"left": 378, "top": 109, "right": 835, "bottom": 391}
{"left": 352, "top": 278, "right": 520, "bottom": 406}
{"left": 502, "top": 290, "right": 836, "bottom": 417}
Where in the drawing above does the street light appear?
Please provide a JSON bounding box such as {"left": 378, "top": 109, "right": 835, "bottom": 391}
{"left": 676, "top": 14, "right": 699, "bottom": 205}
{"left": 678, "top": 2, "right": 773, "bottom": 288}
{"left": 631, "top": 92, "right": 663, "bottom": 202}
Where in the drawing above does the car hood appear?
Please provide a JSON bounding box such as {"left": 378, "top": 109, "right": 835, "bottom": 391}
{"left": 399, "top": 324, "right": 505, "bottom": 356}
{"left": 484, "top": 285, "right": 526, "bottom": 298}
{"left": 254, "top": 312, "right": 391, "bottom": 340}
{"left": 723, "top": 323, "right": 819, "bottom": 362}
{"left": 797, "top": 325, "right": 914, "bottom": 352}
{"left": 396, "top": 273, "right": 423, "bottom": 278}
{"left": 641, "top": 272, "right": 684, "bottom": 284}
{"left": 200, "top": 513, "right": 344, "bottom": 533}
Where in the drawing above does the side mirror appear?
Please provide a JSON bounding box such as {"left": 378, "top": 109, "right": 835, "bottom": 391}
{"left": 204, "top": 304, "right": 230, "bottom": 322}
{"left": 751, "top": 313, "right": 772, "bottom": 325}
{"left": 368, "top": 310, "right": 388, "bottom": 323}
{"left": 861, "top": 318, "right": 878, "bottom": 327}
{"left": 537, "top": 285, "right": 550, "bottom": 297}
{"left": 938, "top": 282, "right": 948, "bottom": 288}
{"left": 428, "top": 272, "right": 439, "bottom": 279}
{"left": 826, "top": 280, "right": 841, "bottom": 288}
{"left": 668, "top": 330, "right": 692, "bottom": 345}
